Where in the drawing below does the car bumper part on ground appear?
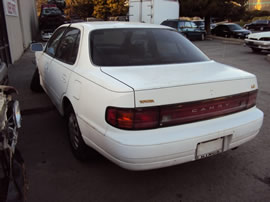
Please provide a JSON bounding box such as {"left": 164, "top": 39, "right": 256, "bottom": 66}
{"left": 79, "top": 107, "right": 263, "bottom": 171}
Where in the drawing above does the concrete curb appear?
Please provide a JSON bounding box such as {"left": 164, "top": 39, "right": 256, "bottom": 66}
{"left": 206, "top": 35, "right": 244, "bottom": 45}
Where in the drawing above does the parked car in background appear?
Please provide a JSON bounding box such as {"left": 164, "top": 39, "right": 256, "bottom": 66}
{"left": 31, "top": 22, "right": 263, "bottom": 171}
{"left": 211, "top": 23, "right": 251, "bottom": 39}
{"left": 245, "top": 31, "right": 270, "bottom": 53}
{"left": 192, "top": 20, "right": 216, "bottom": 30}
{"left": 244, "top": 20, "right": 270, "bottom": 31}
{"left": 161, "top": 19, "right": 206, "bottom": 40}
{"left": 39, "top": 4, "right": 66, "bottom": 41}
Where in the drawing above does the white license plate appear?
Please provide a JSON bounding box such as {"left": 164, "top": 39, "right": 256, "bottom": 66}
{"left": 196, "top": 138, "right": 224, "bottom": 159}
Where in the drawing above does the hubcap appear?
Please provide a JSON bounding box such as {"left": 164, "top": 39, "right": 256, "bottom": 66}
{"left": 68, "top": 113, "right": 80, "bottom": 150}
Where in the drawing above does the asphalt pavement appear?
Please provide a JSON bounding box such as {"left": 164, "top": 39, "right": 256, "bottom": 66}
{"left": 8, "top": 39, "right": 270, "bottom": 202}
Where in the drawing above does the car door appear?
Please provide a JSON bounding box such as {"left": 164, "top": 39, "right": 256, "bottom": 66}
{"left": 39, "top": 27, "right": 67, "bottom": 92}
{"left": 223, "top": 26, "right": 231, "bottom": 37}
{"left": 45, "top": 27, "right": 81, "bottom": 109}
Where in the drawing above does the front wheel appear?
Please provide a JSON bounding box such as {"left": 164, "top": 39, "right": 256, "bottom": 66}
{"left": 67, "top": 107, "right": 89, "bottom": 161}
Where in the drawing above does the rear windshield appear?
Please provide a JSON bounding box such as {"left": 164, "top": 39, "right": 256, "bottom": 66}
{"left": 90, "top": 28, "right": 209, "bottom": 66}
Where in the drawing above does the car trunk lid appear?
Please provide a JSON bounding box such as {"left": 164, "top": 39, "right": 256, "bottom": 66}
{"left": 101, "top": 61, "right": 257, "bottom": 107}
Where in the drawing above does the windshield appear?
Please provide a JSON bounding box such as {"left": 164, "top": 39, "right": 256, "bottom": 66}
{"left": 227, "top": 24, "right": 242, "bottom": 31}
{"left": 90, "top": 28, "right": 209, "bottom": 66}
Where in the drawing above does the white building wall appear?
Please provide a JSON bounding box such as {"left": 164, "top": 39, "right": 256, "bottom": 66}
{"left": 3, "top": 0, "right": 38, "bottom": 63}
{"left": 5, "top": 13, "right": 24, "bottom": 63}
{"left": 17, "top": 0, "right": 38, "bottom": 48}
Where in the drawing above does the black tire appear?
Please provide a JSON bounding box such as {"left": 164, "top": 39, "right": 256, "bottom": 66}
{"left": 66, "top": 106, "right": 89, "bottom": 161}
{"left": 252, "top": 48, "right": 261, "bottom": 53}
{"left": 30, "top": 69, "right": 43, "bottom": 92}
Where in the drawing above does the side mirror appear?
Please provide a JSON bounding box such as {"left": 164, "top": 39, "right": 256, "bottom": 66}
{"left": 31, "top": 43, "right": 44, "bottom": 52}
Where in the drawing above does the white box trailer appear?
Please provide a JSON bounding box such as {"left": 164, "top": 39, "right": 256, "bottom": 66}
{"left": 129, "top": 0, "right": 179, "bottom": 25}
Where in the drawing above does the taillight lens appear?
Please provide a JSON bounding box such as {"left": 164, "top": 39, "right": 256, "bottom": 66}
{"left": 106, "top": 107, "right": 159, "bottom": 130}
{"left": 106, "top": 90, "right": 258, "bottom": 130}
{"left": 247, "top": 90, "right": 257, "bottom": 108}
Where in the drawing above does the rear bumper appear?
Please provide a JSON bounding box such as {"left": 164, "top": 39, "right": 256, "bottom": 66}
{"left": 81, "top": 107, "right": 263, "bottom": 170}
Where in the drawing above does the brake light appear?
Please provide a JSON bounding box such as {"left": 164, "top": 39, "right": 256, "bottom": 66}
{"left": 106, "top": 90, "right": 258, "bottom": 130}
{"left": 247, "top": 90, "right": 257, "bottom": 108}
{"left": 106, "top": 107, "right": 159, "bottom": 130}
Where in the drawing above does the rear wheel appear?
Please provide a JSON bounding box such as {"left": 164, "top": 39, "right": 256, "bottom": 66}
{"left": 252, "top": 48, "right": 261, "bottom": 53}
{"left": 66, "top": 106, "right": 89, "bottom": 161}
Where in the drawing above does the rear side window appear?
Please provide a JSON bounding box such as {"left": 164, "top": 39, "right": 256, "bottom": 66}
{"left": 90, "top": 28, "right": 209, "bottom": 66}
{"left": 55, "top": 28, "right": 80, "bottom": 64}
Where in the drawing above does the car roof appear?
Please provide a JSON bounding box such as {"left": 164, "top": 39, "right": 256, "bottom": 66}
{"left": 216, "top": 23, "right": 238, "bottom": 26}
{"left": 65, "top": 21, "right": 170, "bottom": 31}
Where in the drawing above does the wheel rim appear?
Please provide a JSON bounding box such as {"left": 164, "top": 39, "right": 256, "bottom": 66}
{"left": 68, "top": 113, "right": 80, "bottom": 150}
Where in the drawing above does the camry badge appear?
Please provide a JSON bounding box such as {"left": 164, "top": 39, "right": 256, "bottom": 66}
{"left": 140, "top": 99, "right": 155, "bottom": 104}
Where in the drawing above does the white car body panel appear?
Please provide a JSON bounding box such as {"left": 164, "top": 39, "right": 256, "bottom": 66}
{"left": 80, "top": 107, "right": 263, "bottom": 170}
{"left": 34, "top": 22, "right": 264, "bottom": 170}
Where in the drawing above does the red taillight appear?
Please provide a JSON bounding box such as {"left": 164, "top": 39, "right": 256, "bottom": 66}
{"left": 247, "top": 90, "right": 257, "bottom": 108}
{"left": 106, "top": 90, "right": 258, "bottom": 130}
{"left": 106, "top": 107, "right": 159, "bottom": 130}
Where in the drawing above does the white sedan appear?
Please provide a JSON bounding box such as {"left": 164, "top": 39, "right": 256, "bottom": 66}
{"left": 31, "top": 22, "right": 264, "bottom": 170}
{"left": 245, "top": 31, "right": 270, "bottom": 52}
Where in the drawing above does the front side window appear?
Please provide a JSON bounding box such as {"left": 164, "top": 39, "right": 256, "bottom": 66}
{"left": 90, "top": 28, "right": 209, "bottom": 66}
{"left": 55, "top": 28, "right": 80, "bottom": 64}
{"left": 45, "top": 27, "right": 67, "bottom": 57}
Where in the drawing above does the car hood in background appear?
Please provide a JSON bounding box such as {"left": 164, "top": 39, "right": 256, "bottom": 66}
{"left": 248, "top": 31, "right": 270, "bottom": 39}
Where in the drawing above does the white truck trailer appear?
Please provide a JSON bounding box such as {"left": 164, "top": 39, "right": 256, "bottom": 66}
{"left": 129, "top": 0, "right": 179, "bottom": 24}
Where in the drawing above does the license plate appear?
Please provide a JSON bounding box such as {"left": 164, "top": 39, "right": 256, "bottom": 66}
{"left": 196, "top": 138, "right": 224, "bottom": 159}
